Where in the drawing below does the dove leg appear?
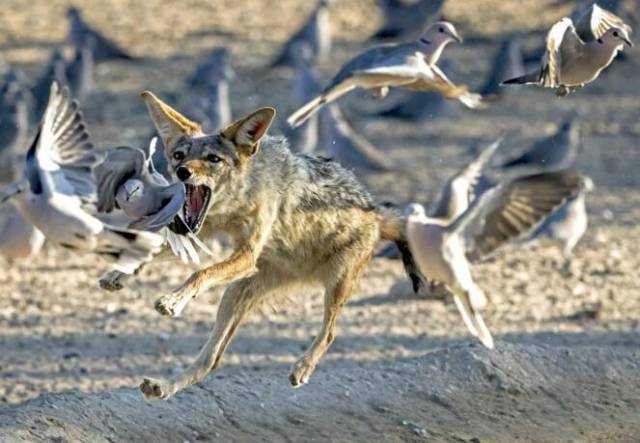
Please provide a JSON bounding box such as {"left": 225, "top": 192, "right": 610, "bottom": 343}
{"left": 289, "top": 245, "right": 373, "bottom": 387}
{"left": 141, "top": 267, "right": 288, "bottom": 400}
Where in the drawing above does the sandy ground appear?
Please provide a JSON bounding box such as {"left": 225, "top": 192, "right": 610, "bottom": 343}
{"left": 0, "top": 0, "right": 639, "bottom": 441}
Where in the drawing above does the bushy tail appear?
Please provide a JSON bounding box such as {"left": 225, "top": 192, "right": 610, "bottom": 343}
{"left": 97, "top": 225, "right": 164, "bottom": 274}
{"left": 377, "top": 203, "right": 424, "bottom": 293}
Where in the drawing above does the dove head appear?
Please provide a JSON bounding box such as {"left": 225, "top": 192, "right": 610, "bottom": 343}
{"left": 418, "top": 22, "right": 463, "bottom": 64}
{"left": 67, "top": 6, "right": 80, "bottom": 19}
{"left": 122, "top": 179, "right": 144, "bottom": 203}
{"left": 599, "top": 27, "right": 633, "bottom": 48}
{"left": 405, "top": 203, "right": 426, "bottom": 219}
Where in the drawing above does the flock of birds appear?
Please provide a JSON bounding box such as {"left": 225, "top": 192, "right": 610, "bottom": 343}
{"left": 0, "top": 0, "right": 634, "bottom": 347}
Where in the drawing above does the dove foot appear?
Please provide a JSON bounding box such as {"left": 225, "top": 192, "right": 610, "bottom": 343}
{"left": 99, "top": 270, "right": 129, "bottom": 291}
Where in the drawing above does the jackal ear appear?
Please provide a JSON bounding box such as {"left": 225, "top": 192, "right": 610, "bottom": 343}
{"left": 141, "top": 91, "right": 203, "bottom": 147}
{"left": 221, "top": 107, "right": 276, "bottom": 157}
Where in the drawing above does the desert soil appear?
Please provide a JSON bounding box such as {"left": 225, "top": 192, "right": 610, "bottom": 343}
{"left": 0, "top": 0, "right": 639, "bottom": 442}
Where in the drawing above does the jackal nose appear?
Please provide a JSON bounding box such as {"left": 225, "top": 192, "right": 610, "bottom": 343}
{"left": 176, "top": 167, "right": 192, "bottom": 182}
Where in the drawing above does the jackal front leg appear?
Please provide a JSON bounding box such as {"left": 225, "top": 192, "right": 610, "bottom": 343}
{"left": 154, "top": 246, "right": 258, "bottom": 317}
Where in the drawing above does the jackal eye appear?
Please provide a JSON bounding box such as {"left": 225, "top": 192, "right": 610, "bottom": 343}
{"left": 207, "top": 154, "right": 222, "bottom": 163}
{"left": 173, "top": 151, "right": 185, "bottom": 161}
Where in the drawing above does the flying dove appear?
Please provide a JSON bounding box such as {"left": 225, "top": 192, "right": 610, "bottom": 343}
{"left": 95, "top": 138, "right": 212, "bottom": 264}
{"left": 530, "top": 175, "right": 593, "bottom": 256}
{"left": 287, "top": 22, "right": 484, "bottom": 128}
{"left": 270, "top": 0, "right": 332, "bottom": 68}
{"left": 502, "top": 4, "right": 632, "bottom": 96}
{"left": 319, "top": 105, "right": 393, "bottom": 173}
{"left": 67, "top": 7, "right": 134, "bottom": 62}
{"left": 372, "top": 0, "right": 446, "bottom": 40}
{"left": 0, "top": 210, "right": 45, "bottom": 260}
{"left": 406, "top": 170, "right": 582, "bottom": 348}
{"left": 0, "top": 82, "right": 162, "bottom": 275}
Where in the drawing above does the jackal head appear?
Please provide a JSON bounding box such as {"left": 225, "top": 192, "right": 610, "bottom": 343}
{"left": 141, "top": 91, "right": 276, "bottom": 232}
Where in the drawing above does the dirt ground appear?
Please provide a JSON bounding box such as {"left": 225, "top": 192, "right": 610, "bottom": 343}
{"left": 0, "top": 0, "right": 639, "bottom": 441}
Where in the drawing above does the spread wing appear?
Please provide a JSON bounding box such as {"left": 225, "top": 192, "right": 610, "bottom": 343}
{"left": 540, "top": 18, "right": 583, "bottom": 87}
{"left": 95, "top": 146, "right": 146, "bottom": 213}
{"left": 128, "top": 182, "right": 185, "bottom": 232}
{"left": 404, "top": 65, "right": 485, "bottom": 109}
{"left": 449, "top": 170, "right": 581, "bottom": 262}
{"left": 575, "top": 4, "right": 632, "bottom": 41}
{"left": 36, "top": 81, "right": 98, "bottom": 202}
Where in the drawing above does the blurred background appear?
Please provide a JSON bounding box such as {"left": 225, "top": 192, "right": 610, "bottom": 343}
{"left": 0, "top": 0, "right": 638, "bottom": 406}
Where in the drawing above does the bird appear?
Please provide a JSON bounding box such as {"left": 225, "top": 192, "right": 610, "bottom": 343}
{"left": 319, "top": 105, "right": 393, "bottom": 173}
{"left": 270, "top": 0, "right": 332, "bottom": 68}
{"left": 187, "top": 81, "right": 232, "bottom": 133}
{"left": 66, "top": 41, "right": 95, "bottom": 102}
{"left": 0, "top": 82, "right": 162, "bottom": 275}
{"left": 530, "top": 175, "right": 593, "bottom": 256}
{"left": 287, "top": 22, "right": 484, "bottom": 128}
{"left": 67, "top": 6, "right": 134, "bottom": 62}
{"left": 372, "top": 0, "right": 446, "bottom": 40}
{"left": 185, "top": 47, "right": 235, "bottom": 90}
{"left": 480, "top": 35, "right": 526, "bottom": 98}
{"left": 32, "top": 48, "right": 69, "bottom": 120}
{"left": 0, "top": 210, "right": 45, "bottom": 260}
{"left": 95, "top": 138, "right": 212, "bottom": 264}
{"left": 405, "top": 170, "right": 582, "bottom": 348}
{"left": 0, "top": 71, "right": 30, "bottom": 156}
{"left": 502, "top": 4, "right": 632, "bottom": 96}
{"left": 284, "top": 41, "right": 322, "bottom": 154}
{"left": 498, "top": 116, "right": 580, "bottom": 175}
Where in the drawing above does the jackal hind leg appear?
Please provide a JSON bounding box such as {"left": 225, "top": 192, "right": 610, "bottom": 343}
{"left": 289, "top": 247, "right": 373, "bottom": 387}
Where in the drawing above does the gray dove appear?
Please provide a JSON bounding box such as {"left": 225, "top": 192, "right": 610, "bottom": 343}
{"left": 0, "top": 82, "right": 162, "bottom": 275}
{"left": 285, "top": 41, "right": 322, "bottom": 154}
{"left": 186, "top": 47, "right": 235, "bottom": 90}
{"left": 498, "top": 116, "right": 580, "bottom": 175}
{"left": 320, "top": 106, "right": 393, "bottom": 173}
{"left": 67, "top": 7, "right": 133, "bottom": 62}
{"left": 66, "top": 42, "right": 94, "bottom": 101}
{"left": 480, "top": 35, "right": 525, "bottom": 98}
{"left": 372, "top": 0, "right": 446, "bottom": 40}
{"left": 95, "top": 138, "right": 211, "bottom": 264}
{"left": 288, "top": 22, "right": 484, "bottom": 128}
{"left": 0, "top": 210, "right": 45, "bottom": 260}
{"left": 502, "top": 4, "right": 632, "bottom": 96}
{"left": 270, "top": 0, "right": 332, "bottom": 67}
{"left": 530, "top": 175, "right": 593, "bottom": 256}
{"left": 0, "top": 71, "right": 30, "bottom": 156}
{"left": 406, "top": 170, "right": 582, "bottom": 348}
{"left": 32, "top": 48, "right": 69, "bottom": 120}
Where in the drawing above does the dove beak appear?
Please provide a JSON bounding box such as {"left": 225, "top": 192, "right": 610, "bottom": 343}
{"left": 623, "top": 37, "right": 633, "bottom": 47}
{"left": 0, "top": 182, "right": 23, "bottom": 204}
{"left": 452, "top": 32, "right": 463, "bottom": 44}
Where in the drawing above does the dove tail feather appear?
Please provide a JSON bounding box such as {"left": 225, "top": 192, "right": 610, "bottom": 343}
{"left": 287, "top": 95, "right": 325, "bottom": 128}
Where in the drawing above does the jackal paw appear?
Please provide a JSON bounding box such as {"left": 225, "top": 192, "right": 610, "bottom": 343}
{"left": 99, "top": 270, "right": 128, "bottom": 292}
{"left": 140, "top": 377, "right": 174, "bottom": 400}
{"left": 154, "top": 291, "right": 192, "bottom": 317}
{"left": 289, "top": 358, "right": 317, "bottom": 388}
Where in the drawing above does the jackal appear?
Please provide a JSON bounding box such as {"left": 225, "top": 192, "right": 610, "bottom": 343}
{"left": 137, "top": 91, "right": 422, "bottom": 400}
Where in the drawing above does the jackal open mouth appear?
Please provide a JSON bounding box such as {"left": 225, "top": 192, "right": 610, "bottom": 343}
{"left": 183, "top": 184, "right": 212, "bottom": 233}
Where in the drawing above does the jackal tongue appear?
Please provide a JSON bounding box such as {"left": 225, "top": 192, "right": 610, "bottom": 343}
{"left": 188, "top": 187, "right": 205, "bottom": 218}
